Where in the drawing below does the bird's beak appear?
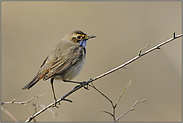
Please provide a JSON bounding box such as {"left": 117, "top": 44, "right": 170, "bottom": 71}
{"left": 88, "top": 35, "right": 96, "bottom": 39}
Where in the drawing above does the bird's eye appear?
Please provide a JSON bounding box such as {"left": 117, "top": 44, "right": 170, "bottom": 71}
{"left": 77, "top": 36, "right": 82, "bottom": 40}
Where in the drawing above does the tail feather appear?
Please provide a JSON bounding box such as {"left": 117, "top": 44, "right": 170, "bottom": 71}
{"left": 22, "top": 76, "right": 40, "bottom": 90}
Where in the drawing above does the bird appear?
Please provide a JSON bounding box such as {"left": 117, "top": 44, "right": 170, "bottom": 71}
{"left": 22, "top": 30, "right": 96, "bottom": 107}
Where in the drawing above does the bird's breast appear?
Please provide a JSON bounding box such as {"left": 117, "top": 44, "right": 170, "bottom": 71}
{"left": 54, "top": 57, "right": 85, "bottom": 81}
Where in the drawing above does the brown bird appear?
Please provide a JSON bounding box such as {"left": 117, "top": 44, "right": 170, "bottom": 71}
{"left": 22, "top": 30, "right": 96, "bottom": 106}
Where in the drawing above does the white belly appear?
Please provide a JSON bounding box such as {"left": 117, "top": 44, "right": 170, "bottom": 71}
{"left": 54, "top": 58, "right": 85, "bottom": 81}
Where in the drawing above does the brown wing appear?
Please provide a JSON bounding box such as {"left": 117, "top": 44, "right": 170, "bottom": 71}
{"left": 42, "top": 42, "right": 85, "bottom": 80}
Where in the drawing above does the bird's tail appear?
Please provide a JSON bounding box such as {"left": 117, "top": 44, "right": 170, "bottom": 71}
{"left": 22, "top": 75, "right": 41, "bottom": 90}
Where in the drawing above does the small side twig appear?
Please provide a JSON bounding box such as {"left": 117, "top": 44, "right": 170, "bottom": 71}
{"left": 1, "top": 94, "right": 45, "bottom": 106}
{"left": 114, "top": 80, "right": 131, "bottom": 108}
{"left": 1, "top": 94, "right": 44, "bottom": 122}
{"left": 115, "top": 99, "right": 147, "bottom": 122}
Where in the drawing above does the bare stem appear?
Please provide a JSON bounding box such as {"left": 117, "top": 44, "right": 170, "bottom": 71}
{"left": 90, "top": 81, "right": 132, "bottom": 122}
{"left": 89, "top": 82, "right": 115, "bottom": 120}
{"left": 1, "top": 94, "right": 45, "bottom": 106}
{"left": 25, "top": 33, "right": 182, "bottom": 122}
{"left": 89, "top": 83, "right": 114, "bottom": 106}
{"left": 114, "top": 80, "right": 131, "bottom": 108}
{"left": 1, "top": 106, "right": 18, "bottom": 122}
{"left": 115, "top": 99, "right": 147, "bottom": 122}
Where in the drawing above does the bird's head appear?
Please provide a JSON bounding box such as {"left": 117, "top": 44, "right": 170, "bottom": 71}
{"left": 63, "top": 30, "right": 96, "bottom": 48}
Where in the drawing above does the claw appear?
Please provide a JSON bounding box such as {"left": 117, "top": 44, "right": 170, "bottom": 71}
{"left": 80, "top": 81, "right": 89, "bottom": 90}
{"left": 83, "top": 85, "right": 89, "bottom": 90}
{"left": 52, "top": 99, "right": 59, "bottom": 108}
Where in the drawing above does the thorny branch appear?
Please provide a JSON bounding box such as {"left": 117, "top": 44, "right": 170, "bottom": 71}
{"left": 25, "top": 33, "right": 182, "bottom": 122}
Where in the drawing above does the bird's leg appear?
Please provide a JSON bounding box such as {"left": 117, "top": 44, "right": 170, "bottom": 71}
{"left": 63, "top": 80, "right": 89, "bottom": 90}
{"left": 50, "top": 78, "right": 60, "bottom": 108}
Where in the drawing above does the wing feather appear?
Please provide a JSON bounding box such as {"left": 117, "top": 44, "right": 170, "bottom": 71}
{"left": 42, "top": 42, "right": 85, "bottom": 80}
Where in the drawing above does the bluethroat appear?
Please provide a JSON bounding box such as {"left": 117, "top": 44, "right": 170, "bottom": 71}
{"left": 22, "top": 30, "right": 96, "bottom": 106}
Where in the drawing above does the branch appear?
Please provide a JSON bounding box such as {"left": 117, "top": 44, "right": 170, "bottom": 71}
{"left": 115, "top": 99, "right": 147, "bottom": 122}
{"left": 114, "top": 80, "right": 131, "bottom": 108}
{"left": 89, "top": 82, "right": 116, "bottom": 120}
{"left": 90, "top": 80, "right": 138, "bottom": 122}
{"left": 89, "top": 82, "right": 113, "bottom": 106}
{"left": 25, "top": 33, "right": 182, "bottom": 122}
{"left": 1, "top": 106, "right": 18, "bottom": 122}
{"left": 1, "top": 94, "right": 44, "bottom": 122}
{"left": 1, "top": 94, "right": 45, "bottom": 106}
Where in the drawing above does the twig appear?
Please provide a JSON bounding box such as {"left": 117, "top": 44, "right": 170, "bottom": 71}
{"left": 1, "top": 95, "right": 44, "bottom": 122}
{"left": 101, "top": 110, "right": 114, "bottom": 117}
{"left": 114, "top": 80, "right": 131, "bottom": 108}
{"left": 32, "top": 103, "right": 38, "bottom": 122}
{"left": 115, "top": 99, "right": 147, "bottom": 122}
{"left": 89, "top": 82, "right": 113, "bottom": 106}
{"left": 1, "top": 94, "right": 45, "bottom": 106}
{"left": 89, "top": 82, "right": 116, "bottom": 120}
{"left": 1, "top": 106, "right": 18, "bottom": 122}
{"left": 25, "top": 33, "right": 182, "bottom": 122}
{"left": 90, "top": 81, "right": 132, "bottom": 121}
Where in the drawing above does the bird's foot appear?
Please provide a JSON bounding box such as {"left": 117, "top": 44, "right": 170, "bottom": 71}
{"left": 52, "top": 98, "right": 60, "bottom": 108}
{"left": 80, "top": 81, "right": 89, "bottom": 90}
{"left": 73, "top": 81, "right": 89, "bottom": 90}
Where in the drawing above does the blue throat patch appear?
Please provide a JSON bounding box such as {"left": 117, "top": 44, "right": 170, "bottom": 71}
{"left": 79, "top": 39, "right": 87, "bottom": 54}
{"left": 78, "top": 39, "right": 87, "bottom": 48}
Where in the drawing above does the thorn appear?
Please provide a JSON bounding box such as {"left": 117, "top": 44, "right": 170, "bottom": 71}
{"left": 62, "top": 98, "right": 73, "bottom": 103}
{"left": 157, "top": 47, "right": 160, "bottom": 49}
{"left": 11, "top": 99, "right": 16, "bottom": 103}
{"left": 173, "top": 32, "right": 176, "bottom": 39}
{"left": 138, "top": 45, "right": 150, "bottom": 56}
{"left": 131, "top": 108, "right": 135, "bottom": 111}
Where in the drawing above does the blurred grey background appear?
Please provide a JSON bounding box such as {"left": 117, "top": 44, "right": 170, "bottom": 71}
{"left": 1, "top": 1, "right": 181, "bottom": 122}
